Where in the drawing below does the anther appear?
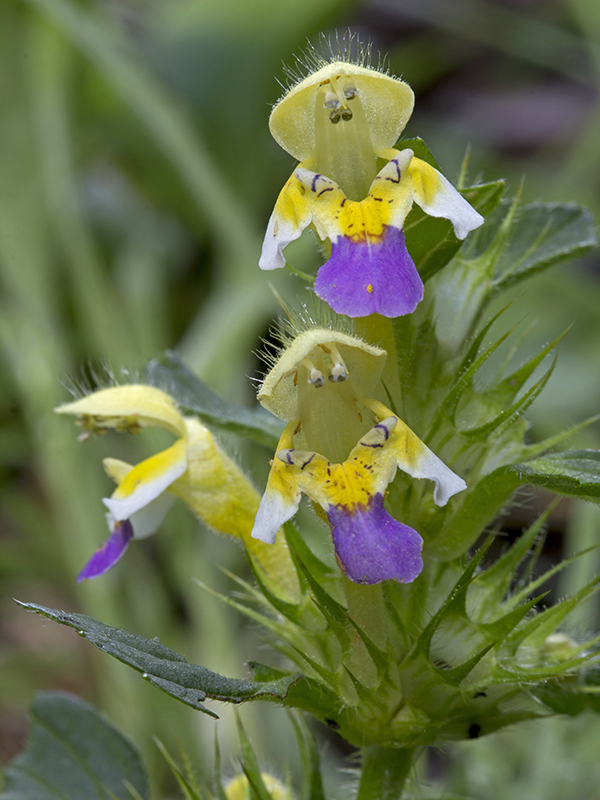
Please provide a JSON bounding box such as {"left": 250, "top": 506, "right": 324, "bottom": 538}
{"left": 326, "top": 344, "right": 349, "bottom": 383}
{"left": 344, "top": 85, "right": 358, "bottom": 100}
{"left": 324, "top": 92, "right": 341, "bottom": 110}
{"left": 300, "top": 358, "right": 325, "bottom": 388}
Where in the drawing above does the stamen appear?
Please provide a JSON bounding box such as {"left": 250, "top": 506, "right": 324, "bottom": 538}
{"left": 314, "top": 74, "right": 377, "bottom": 200}
{"left": 324, "top": 76, "right": 353, "bottom": 124}
{"left": 299, "top": 358, "right": 325, "bottom": 388}
{"left": 326, "top": 343, "right": 349, "bottom": 383}
{"left": 324, "top": 92, "right": 341, "bottom": 110}
{"left": 329, "top": 364, "right": 347, "bottom": 382}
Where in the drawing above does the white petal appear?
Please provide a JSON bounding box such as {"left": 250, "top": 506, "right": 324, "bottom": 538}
{"left": 105, "top": 493, "right": 176, "bottom": 541}
{"left": 410, "top": 158, "right": 484, "bottom": 239}
{"left": 259, "top": 171, "right": 313, "bottom": 270}
{"left": 409, "top": 448, "right": 467, "bottom": 507}
{"left": 103, "top": 439, "right": 187, "bottom": 521}
{"left": 251, "top": 480, "right": 300, "bottom": 545}
{"left": 259, "top": 211, "right": 293, "bottom": 270}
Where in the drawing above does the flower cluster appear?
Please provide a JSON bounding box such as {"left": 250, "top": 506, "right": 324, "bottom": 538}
{"left": 57, "top": 56, "right": 480, "bottom": 588}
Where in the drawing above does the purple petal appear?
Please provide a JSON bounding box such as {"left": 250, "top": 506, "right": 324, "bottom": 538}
{"left": 77, "top": 520, "right": 134, "bottom": 582}
{"left": 314, "top": 227, "right": 424, "bottom": 318}
{"left": 327, "top": 494, "right": 423, "bottom": 585}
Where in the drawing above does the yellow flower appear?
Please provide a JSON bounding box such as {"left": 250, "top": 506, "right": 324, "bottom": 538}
{"left": 56, "top": 385, "right": 292, "bottom": 585}
{"left": 251, "top": 328, "right": 466, "bottom": 584}
{"left": 260, "top": 58, "right": 483, "bottom": 317}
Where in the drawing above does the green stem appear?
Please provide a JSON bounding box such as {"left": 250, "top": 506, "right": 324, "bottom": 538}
{"left": 343, "top": 578, "right": 388, "bottom": 651}
{"left": 356, "top": 314, "right": 403, "bottom": 413}
{"left": 357, "top": 745, "right": 416, "bottom": 800}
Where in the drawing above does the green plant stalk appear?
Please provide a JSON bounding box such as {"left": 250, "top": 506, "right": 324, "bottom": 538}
{"left": 357, "top": 745, "right": 416, "bottom": 800}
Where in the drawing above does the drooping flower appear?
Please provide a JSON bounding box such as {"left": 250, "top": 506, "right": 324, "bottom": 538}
{"left": 56, "top": 385, "right": 292, "bottom": 583}
{"left": 251, "top": 327, "right": 466, "bottom": 584}
{"left": 259, "top": 58, "right": 484, "bottom": 318}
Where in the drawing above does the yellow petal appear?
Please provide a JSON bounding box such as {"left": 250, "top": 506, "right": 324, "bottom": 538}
{"left": 258, "top": 328, "right": 386, "bottom": 423}
{"left": 171, "top": 420, "right": 298, "bottom": 593}
{"left": 270, "top": 61, "right": 414, "bottom": 162}
{"left": 55, "top": 385, "right": 185, "bottom": 438}
{"left": 104, "top": 437, "right": 187, "bottom": 521}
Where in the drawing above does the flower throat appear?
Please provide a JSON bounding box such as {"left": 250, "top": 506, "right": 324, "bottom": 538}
{"left": 314, "top": 75, "right": 378, "bottom": 201}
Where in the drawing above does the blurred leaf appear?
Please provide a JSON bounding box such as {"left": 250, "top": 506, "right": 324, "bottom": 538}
{"left": 0, "top": 691, "right": 150, "bottom": 800}
{"left": 235, "top": 718, "right": 274, "bottom": 800}
{"left": 154, "top": 738, "right": 206, "bottom": 800}
{"left": 287, "top": 712, "right": 326, "bottom": 800}
{"left": 531, "top": 682, "right": 589, "bottom": 716}
{"left": 144, "top": 351, "right": 283, "bottom": 447}
{"left": 18, "top": 603, "right": 302, "bottom": 717}
{"left": 396, "top": 136, "right": 441, "bottom": 169}
{"left": 509, "top": 450, "right": 600, "bottom": 500}
{"left": 398, "top": 138, "right": 504, "bottom": 281}
{"left": 491, "top": 202, "right": 597, "bottom": 289}
{"left": 22, "top": 0, "right": 256, "bottom": 261}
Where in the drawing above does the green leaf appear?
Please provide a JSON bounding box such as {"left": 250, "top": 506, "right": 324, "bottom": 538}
{"left": 18, "top": 603, "right": 301, "bottom": 717}
{"left": 144, "top": 351, "right": 283, "bottom": 447}
{"left": 492, "top": 202, "right": 597, "bottom": 289}
{"left": 479, "top": 595, "right": 545, "bottom": 640}
{"left": 236, "top": 718, "right": 274, "bottom": 800}
{"left": 478, "top": 503, "right": 556, "bottom": 608}
{"left": 154, "top": 739, "right": 205, "bottom": 800}
{"left": 458, "top": 350, "right": 557, "bottom": 438}
{"left": 461, "top": 181, "right": 506, "bottom": 219}
{"left": 437, "top": 450, "right": 600, "bottom": 560}
{"left": 440, "top": 322, "right": 518, "bottom": 424}
{"left": 414, "top": 542, "right": 492, "bottom": 656}
{"left": 395, "top": 137, "right": 441, "bottom": 168}
{"left": 490, "top": 328, "right": 569, "bottom": 406}
{"left": 509, "top": 450, "right": 600, "bottom": 501}
{"left": 287, "top": 712, "right": 326, "bottom": 800}
{"left": 0, "top": 691, "right": 150, "bottom": 800}
{"left": 430, "top": 468, "right": 521, "bottom": 560}
{"left": 531, "top": 682, "right": 589, "bottom": 716}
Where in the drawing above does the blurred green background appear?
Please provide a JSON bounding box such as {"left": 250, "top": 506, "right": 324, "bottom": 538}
{"left": 1, "top": 0, "right": 599, "bottom": 797}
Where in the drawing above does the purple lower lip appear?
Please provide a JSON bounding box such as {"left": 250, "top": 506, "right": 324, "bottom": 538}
{"left": 77, "top": 519, "right": 134, "bottom": 582}
{"left": 314, "top": 227, "right": 424, "bottom": 318}
{"left": 327, "top": 493, "right": 423, "bottom": 585}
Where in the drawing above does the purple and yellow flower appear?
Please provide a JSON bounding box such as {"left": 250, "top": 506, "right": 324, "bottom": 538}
{"left": 56, "top": 385, "right": 292, "bottom": 584}
{"left": 259, "top": 60, "right": 483, "bottom": 318}
{"left": 251, "top": 327, "right": 466, "bottom": 585}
